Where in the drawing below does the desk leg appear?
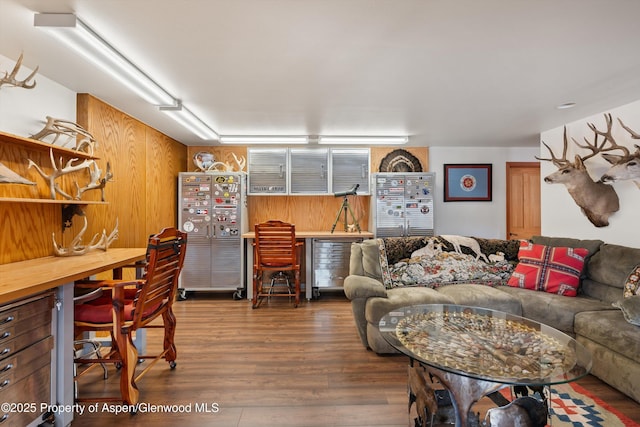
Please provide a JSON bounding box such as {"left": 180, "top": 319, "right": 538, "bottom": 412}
{"left": 56, "top": 283, "right": 75, "bottom": 427}
{"left": 245, "top": 238, "right": 253, "bottom": 300}
{"left": 305, "top": 238, "right": 312, "bottom": 301}
{"left": 422, "top": 364, "right": 505, "bottom": 427}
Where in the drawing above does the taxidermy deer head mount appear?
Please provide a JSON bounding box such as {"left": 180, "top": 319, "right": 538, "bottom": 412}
{"left": 536, "top": 126, "right": 619, "bottom": 227}
{"left": 595, "top": 115, "right": 640, "bottom": 189}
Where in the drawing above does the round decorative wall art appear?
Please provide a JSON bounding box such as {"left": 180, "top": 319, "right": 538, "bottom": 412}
{"left": 378, "top": 149, "right": 423, "bottom": 172}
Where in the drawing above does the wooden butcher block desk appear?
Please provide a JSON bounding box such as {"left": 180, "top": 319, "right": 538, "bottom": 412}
{"left": 0, "top": 248, "right": 147, "bottom": 303}
{"left": 0, "top": 248, "right": 146, "bottom": 427}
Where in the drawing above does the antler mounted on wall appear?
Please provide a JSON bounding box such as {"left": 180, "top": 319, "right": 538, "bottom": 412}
{"left": 0, "top": 53, "right": 37, "bottom": 90}
{"left": 53, "top": 217, "right": 119, "bottom": 257}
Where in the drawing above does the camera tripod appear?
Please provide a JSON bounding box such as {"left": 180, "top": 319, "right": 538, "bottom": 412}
{"left": 330, "top": 195, "right": 361, "bottom": 233}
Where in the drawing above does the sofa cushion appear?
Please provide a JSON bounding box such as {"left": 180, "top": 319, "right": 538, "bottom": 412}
{"left": 364, "top": 287, "right": 454, "bottom": 325}
{"left": 575, "top": 309, "right": 640, "bottom": 362}
{"left": 580, "top": 278, "right": 623, "bottom": 305}
{"left": 531, "top": 236, "right": 603, "bottom": 279}
{"left": 357, "top": 239, "right": 384, "bottom": 281}
{"left": 613, "top": 295, "right": 640, "bottom": 326}
{"left": 583, "top": 243, "right": 640, "bottom": 289}
{"left": 497, "top": 286, "right": 615, "bottom": 334}
{"left": 507, "top": 242, "right": 588, "bottom": 297}
{"left": 436, "top": 284, "right": 522, "bottom": 316}
{"left": 623, "top": 265, "right": 640, "bottom": 298}
{"left": 349, "top": 241, "right": 364, "bottom": 276}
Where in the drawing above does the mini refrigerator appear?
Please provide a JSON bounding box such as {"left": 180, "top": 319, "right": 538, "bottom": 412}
{"left": 177, "top": 172, "right": 247, "bottom": 299}
{"left": 370, "top": 172, "right": 435, "bottom": 237}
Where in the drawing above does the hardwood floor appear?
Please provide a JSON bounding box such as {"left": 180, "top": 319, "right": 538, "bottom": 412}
{"left": 73, "top": 293, "right": 640, "bottom": 426}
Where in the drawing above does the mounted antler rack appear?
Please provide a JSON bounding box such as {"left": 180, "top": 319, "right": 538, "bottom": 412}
{"left": 0, "top": 53, "right": 38, "bottom": 90}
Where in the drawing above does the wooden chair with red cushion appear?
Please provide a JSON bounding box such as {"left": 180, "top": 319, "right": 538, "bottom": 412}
{"left": 74, "top": 227, "right": 187, "bottom": 405}
{"left": 252, "top": 220, "right": 303, "bottom": 308}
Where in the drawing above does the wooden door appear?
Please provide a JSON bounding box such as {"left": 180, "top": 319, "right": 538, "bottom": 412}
{"left": 506, "top": 162, "right": 541, "bottom": 240}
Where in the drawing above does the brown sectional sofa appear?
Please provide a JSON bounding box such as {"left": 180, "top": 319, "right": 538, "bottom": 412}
{"left": 343, "top": 235, "right": 640, "bottom": 403}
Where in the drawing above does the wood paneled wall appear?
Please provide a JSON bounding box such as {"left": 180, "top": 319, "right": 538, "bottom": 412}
{"left": 0, "top": 95, "right": 187, "bottom": 265}
{"left": 76, "top": 94, "right": 187, "bottom": 248}
{"left": 184, "top": 146, "right": 428, "bottom": 232}
{"left": 248, "top": 195, "right": 370, "bottom": 232}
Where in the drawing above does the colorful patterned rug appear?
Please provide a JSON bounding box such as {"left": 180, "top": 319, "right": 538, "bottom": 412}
{"left": 498, "top": 382, "right": 640, "bottom": 426}
{"left": 546, "top": 382, "right": 639, "bottom": 427}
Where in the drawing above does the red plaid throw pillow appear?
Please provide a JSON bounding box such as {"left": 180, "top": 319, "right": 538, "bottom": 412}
{"left": 507, "top": 242, "right": 588, "bottom": 297}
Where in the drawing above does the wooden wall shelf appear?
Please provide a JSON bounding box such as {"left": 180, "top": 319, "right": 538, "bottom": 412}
{"left": 0, "top": 130, "right": 99, "bottom": 160}
{"left": 0, "top": 197, "right": 107, "bottom": 205}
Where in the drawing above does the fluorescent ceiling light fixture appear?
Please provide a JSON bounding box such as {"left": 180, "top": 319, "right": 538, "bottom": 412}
{"left": 318, "top": 136, "right": 408, "bottom": 145}
{"left": 34, "top": 13, "right": 174, "bottom": 106}
{"left": 160, "top": 102, "right": 219, "bottom": 141}
{"left": 220, "top": 136, "right": 309, "bottom": 144}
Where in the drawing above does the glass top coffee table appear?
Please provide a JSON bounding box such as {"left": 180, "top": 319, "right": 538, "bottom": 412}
{"left": 379, "top": 304, "right": 592, "bottom": 427}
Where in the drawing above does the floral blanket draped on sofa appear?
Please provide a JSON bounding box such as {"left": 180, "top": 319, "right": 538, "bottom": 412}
{"left": 378, "top": 236, "right": 521, "bottom": 289}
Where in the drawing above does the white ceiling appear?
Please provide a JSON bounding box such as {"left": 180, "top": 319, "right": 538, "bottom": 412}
{"left": 2, "top": 0, "right": 640, "bottom": 147}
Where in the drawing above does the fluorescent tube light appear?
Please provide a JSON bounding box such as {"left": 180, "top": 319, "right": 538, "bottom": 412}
{"left": 220, "top": 136, "right": 309, "bottom": 144}
{"left": 34, "top": 13, "right": 174, "bottom": 106}
{"left": 160, "top": 102, "right": 219, "bottom": 141}
{"left": 318, "top": 136, "right": 408, "bottom": 145}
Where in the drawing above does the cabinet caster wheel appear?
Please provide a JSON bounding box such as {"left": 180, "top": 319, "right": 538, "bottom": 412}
{"left": 178, "top": 289, "right": 188, "bottom": 300}
{"left": 115, "top": 362, "right": 122, "bottom": 370}
{"left": 169, "top": 361, "right": 177, "bottom": 369}
{"left": 233, "top": 290, "right": 243, "bottom": 300}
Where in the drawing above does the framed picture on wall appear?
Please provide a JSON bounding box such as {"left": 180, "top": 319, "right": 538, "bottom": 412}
{"left": 444, "top": 164, "right": 492, "bottom": 202}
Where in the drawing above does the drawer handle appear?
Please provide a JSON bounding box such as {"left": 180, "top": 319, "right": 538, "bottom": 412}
{"left": 0, "top": 316, "right": 13, "bottom": 326}
{"left": 0, "top": 332, "right": 9, "bottom": 341}
{"left": 0, "top": 348, "right": 9, "bottom": 357}
{"left": 0, "top": 379, "right": 9, "bottom": 389}
{"left": 0, "top": 364, "right": 12, "bottom": 373}
{"left": 0, "top": 414, "right": 7, "bottom": 423}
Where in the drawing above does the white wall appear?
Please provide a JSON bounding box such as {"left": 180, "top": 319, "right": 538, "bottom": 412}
{"left": 540, "top": 100, "right": 640, "bottom": 247}
{"left": 0, "top": 53, "right": 76, "bottom": 138}
{"left": 429, "top": 146, "right": 539, "bottom": 239}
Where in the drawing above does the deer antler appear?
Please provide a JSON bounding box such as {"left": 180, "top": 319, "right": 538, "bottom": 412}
{"left": 580, "top": 113, "right": 631, "bottom": 160}
{"left": 53, "top": 217, "right": 119, "bottom": 256}
{"left": 75, "top": 161, "right": 113, "bottom": 201}
{"left": 536, "top": 127, "right": 571, "bottom": 166}
{"left": 30, "top": 116, "right": 97, "bottom": 155}
{"left": 0, "top": 53, "right": 38, "bottom": 90}
{"left": 617, "top": 118, "right": 640, "bottom": 140}
{"left": 231, "top": 153, "right": 246, "bottom": 171}
{"left": 28, "top": 148, "right": 95, "bottom": 199}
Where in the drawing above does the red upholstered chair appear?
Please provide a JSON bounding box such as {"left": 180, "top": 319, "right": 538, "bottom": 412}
{"left": 252, "top": 220, "right": 302, "bottom": 308}
{"left": 74, "top": 227, "right": 187, "bottom": 405}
